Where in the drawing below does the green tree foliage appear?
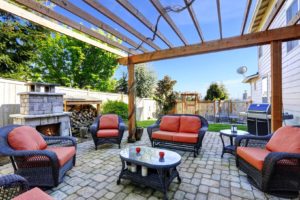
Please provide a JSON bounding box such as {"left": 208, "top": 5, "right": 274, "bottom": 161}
{"left": 0, "top": 11, "right": 47, "bottom": 80}
{"left": 204, "top": 82, "right": 229, "bottom": 100}
{"left": 101, "top": 100, "right": 128, "bottom": 121}
{"left": 32, "top": 33, "right": 118, "bottom": 91}
{"left": 115, "top": 64, "right": 156, "bottom": 98}
{"left": 154, "top": 76, "right": 177, "bottom": 114}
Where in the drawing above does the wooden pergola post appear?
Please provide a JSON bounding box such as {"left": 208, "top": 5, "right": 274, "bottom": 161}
{"left": 271, "top": 41, "right": 282, "bottom": 132}
{"left": 128, "top": 63, "right": 136, "bottom": 140}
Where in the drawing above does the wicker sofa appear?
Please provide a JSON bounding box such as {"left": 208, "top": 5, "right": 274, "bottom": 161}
{"left": 235, "top": 126, "right": 300, "bottom": 198}
{"left": 147, "top": 114, "right": 208, "bottom": 157}
{"left": 90, "top": 114, "right": 126, "bottom": 149}
{"left": 0, "top": 125, "right": 76, "bottom": 187}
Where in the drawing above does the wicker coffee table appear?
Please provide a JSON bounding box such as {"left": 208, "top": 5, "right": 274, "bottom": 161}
{"left": 220, "top": 129, "right": 249, "bottom": 157}
{"left": 117, "top": 146, "right": 181, "bottom": 200}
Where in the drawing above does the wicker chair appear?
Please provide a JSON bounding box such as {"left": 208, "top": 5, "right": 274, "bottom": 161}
{"left": 0, "top": 125, "right": 77, "bottom": 187}
{"left": 0, "top": 174, "right": 53, "bottom": 200}
{"left": 235, "top": 126, "right": 300, "bottom": 198}
{"left": 147, "top": 114, "right": 208, "bottom": 157}
{"left": 90, "top": 114, "right": 126, "bottom": 149}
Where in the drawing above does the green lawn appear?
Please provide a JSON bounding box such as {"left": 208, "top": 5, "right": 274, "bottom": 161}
{"left": 137, "top": 120, "right": 247, "bottom": 132}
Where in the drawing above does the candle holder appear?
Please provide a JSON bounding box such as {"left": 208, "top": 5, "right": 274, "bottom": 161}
{"left": 159, "top": 151, "right": 165, "bottom": 162}
{"left": 136, "top": 147, "right": 141, "bottom": 154}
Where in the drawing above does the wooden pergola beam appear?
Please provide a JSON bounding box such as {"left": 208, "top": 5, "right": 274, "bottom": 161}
{"left": 216, "top": 0, "right": 223, "bottom": 39}
{"left": 116, "top": 0, "right": 174, "bottom": 48}
{"left": 127, "top": 63, "right": 136, "bottom": 140}
{"left": 84, "top": 0, "right": 160, "bottom": 51}
{"left": 261, "top": 0, "right": 285, "bottom": 31}
{"left": 288, "top": 10, "right": 300, "bottom": 25}
{"left": 150, "top": 0, "right": 188, "bottom": 45}
{"left": 184, "top": 0, "right": 204, "bottom": 42}
{"left": 118, "top": 24, "right": 300, "bottom": 65}
{"left": 14, "top": 0, "right": 138, "bottom": 54}
{"left": 50, "top": 0, "right": 148, "bottom": 53}
{"left": 240, "top": 0, "right": 252, "bottom": 35}
{"left": 0, "top": 0, "right": 127, "bottom": 57}
{"left": 271, "top": 41, "right": 282, "bottom": 131}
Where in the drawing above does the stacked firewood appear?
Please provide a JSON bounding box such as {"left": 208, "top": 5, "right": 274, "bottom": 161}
{"left": 69, "top": 105, "right": 97, "bottom": 136}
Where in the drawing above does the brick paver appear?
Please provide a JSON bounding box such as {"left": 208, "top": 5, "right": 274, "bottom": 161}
{"left": 0, "top": 130, "right": 298, "bottom": 200}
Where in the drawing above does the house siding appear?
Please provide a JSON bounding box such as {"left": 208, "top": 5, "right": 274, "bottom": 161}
{"left": 254, "top": 0, "right": 300, "bottom": 125}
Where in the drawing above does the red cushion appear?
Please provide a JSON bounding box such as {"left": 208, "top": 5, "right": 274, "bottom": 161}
{"left": 46, "top": 146, "right": 76, "bottom": 167}
{"left": 99, "top": 114, "right": 119, "bottom": 129}
{"left": 12, "top": 187, "right": 54, "bottom": 200}
{"left": 179, "top": 116, "right": 201, "bottom": 133}
{"left": 173, "top": 133, "right": 198, "bottom": 144}
{"left": 8, "top": 126, "right": 47, "bottom": 150}
{"left": 266, "top": 126, "right": 300, "bottom": 153}
{"left": 160, "top": 116, "right": 180, "bottom": 132}
{"left": 96, "top": 129, "right": 119, "bottom": 138}
{"left": 152, "top": 131, "right": 174, "bottom": 141}
{"left": 237, "top": 147, "right": 271, "bottom": 171}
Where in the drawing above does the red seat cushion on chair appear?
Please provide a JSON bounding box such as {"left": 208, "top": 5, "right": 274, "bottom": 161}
{"left": 152, "top": 131, "right": 174, "bottom": 141}
{"left": 173, "top": 133, "right": 198, "bottom": 144}
{"left": 237, "top": 147, "right": 271, "bottom": 171}
{"left": 97, "top": 129, "right": 119, "bottom": 138}
{"left": 12, "top": 187, "right": 54, "bottom": 200}
{"left": 8, "top": 126, "right": 47, "bottom": 150}
{"left": 46, "top": 146, "right": 76, "bottom": 167}
{"left": 160, "top": 116, "right": 180, "bottom": 132}
{"left": 179, "top": 116, "right": 201, "bottom": 133}
{"left": 99, "top": 114, "right": 119, "bottom": 129}
{"left": 266, "top": 126, "right": 300, "bottom": 153}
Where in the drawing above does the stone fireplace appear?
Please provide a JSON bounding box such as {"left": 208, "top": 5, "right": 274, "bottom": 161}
{"left": 10, "top": 83, "right": 71, "bottom": 136}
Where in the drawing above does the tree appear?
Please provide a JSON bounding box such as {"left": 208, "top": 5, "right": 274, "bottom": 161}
{"left": 204, "top": 82, "right": 229, "bottom": 100}
{"left": 115, "top": 64, "right": 157, "bottom": 98}
{"left": 154, "top": 76, "right": 177, "bottom": 114}
{"left": 0, "top": 11, "right": 47, "bottom": 80}
{"left": 32, "top": 33, "right": 118, "bottom": 91}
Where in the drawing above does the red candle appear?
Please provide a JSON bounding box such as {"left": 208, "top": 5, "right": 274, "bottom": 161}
{"left": 159, "top": 151, "right": 165, "bottom": 159}
{"left": 136, "top": 147, "right": 141, "bottom": 153}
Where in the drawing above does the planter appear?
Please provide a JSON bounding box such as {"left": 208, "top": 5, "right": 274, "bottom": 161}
{"left": 135, "top": 127, "right": 144, "bottom": 141}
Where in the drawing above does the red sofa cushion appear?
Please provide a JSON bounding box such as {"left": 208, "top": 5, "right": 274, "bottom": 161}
{"left": 152, "top": 131, "right": 174, "bottom": 141}
{"left": 237, "top": 147, "right": 271, "bottom": 171}
{"left": 99, "top": 114, "right": 119, "bottom": 129}
{"left": 46, "top": 146, "right": 76, "bottom": 167}
{"left": 160, "top": 116, "right": 180, "bottom": 132}
{"left": 97, "top": 129, "right": 119, "bottom": 138}
{"left": 173, "top": 133, "right": 198, "bottom": 144}
{"left": 179, "top": 116, "right": 201, "bottom": 133}
{"left": 266, "top": 126, "right": 300, "bottom": 153}
{"left": 12, "top": 187, "right": 54, "bottom": 200}
{"left": 8, "top": 126, "right": 47, "bottom": 150}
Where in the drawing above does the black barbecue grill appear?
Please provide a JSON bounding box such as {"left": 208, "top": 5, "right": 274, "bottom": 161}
{"left": 246, "top": 103, "right": 293, "bottom": 135}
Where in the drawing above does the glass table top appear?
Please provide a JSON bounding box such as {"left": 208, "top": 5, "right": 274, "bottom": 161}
{"left": 220, "top": 129, "right": 249, "bottom": 136}
{"left": 120, "top": 146, "right": 181, "bottom": 168}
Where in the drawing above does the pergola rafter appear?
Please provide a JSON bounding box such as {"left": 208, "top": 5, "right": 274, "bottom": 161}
{"left": 240, "top": 0, "right": 252, "bottom": 35}
{"left": 149, "top": 0, "right": 188, "bottom": 46}
{"left": 49, "top": 0, "right": 148, "bottom": 53}
{"left": 216, "top": 0, "right": 223, "bottom": 39}
{"left": 116, "top": 0, "right": 174, "bottom": 48}
{"left": 184, "top": 0, "right": 204, "bottom": 42}
{"left": 83, "top": 0, "right": 160, "bottom": 51}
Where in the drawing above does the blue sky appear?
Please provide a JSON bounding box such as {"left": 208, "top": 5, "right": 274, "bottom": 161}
{"left": 54, "top": 0, "right": 259, "bottom": 99}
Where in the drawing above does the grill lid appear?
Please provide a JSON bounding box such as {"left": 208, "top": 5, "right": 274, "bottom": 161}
{"left": 247, "top": 103, "right": 271, "bottom": 114}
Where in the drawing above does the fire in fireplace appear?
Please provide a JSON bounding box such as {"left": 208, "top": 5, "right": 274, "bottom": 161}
{"left": 36, "top": 123, "right": 60, "bottom": 136}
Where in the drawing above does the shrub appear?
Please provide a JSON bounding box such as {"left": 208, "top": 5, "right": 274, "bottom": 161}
{"left": 101, "top": 100, "right": 128, "bottom": 121}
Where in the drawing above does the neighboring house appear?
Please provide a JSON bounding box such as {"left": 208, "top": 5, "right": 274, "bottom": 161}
{"left": 244, "top": 0, "right": 300, "bottom": 125}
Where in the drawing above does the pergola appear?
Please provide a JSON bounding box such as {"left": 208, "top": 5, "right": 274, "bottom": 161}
{"left": 1, "top": 0, "right": 300, "bottom": 139}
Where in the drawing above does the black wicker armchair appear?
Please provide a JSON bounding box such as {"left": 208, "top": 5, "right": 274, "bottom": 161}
{"left": 147, "top": 114, "right": 208, "bottom": 157}
{"left": 0, "top": 125, "right": 77, "bottom": 187}
{"left": 235, "top": 126, "right": 300, "bottom": 198}
{"left": 90, "top": 114, "right": 126, "bottom": 149}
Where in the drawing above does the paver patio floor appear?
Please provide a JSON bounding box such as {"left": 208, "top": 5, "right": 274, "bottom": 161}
{"left": 0, "top": 131, "right": 298, "bottom": 200}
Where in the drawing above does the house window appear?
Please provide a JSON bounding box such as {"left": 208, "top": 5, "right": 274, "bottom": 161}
{"left": 286, "top": 0, "right": 299, "bottom": 52}
{"left": 262, "top": 77, "right": 268, "bottom": 103}
{"left": 258, "top": 46, "right": 263, "bottom": 58}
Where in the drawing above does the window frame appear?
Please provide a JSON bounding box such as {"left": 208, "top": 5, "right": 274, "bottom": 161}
{"left": 286, "top": 0, "right": 299, "bottom": 53}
